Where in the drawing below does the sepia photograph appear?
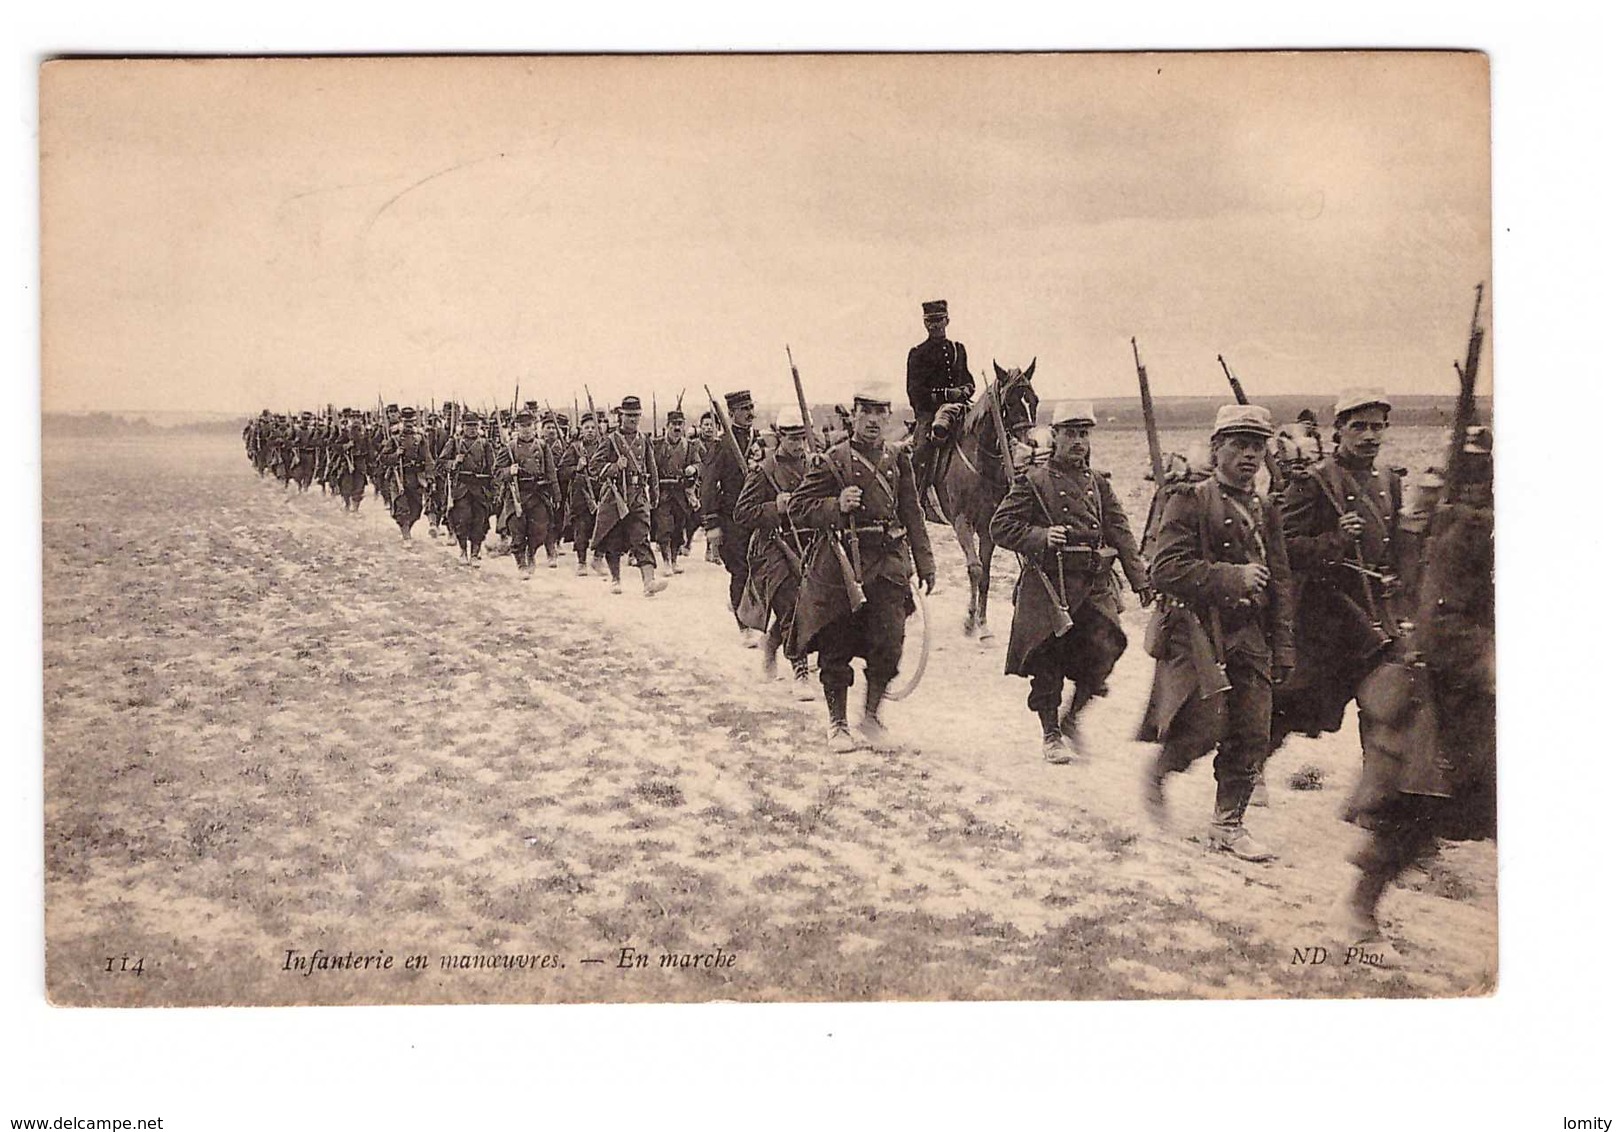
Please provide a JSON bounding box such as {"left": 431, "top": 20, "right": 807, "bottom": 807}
{"left": 38, "top": 51, "right": 1499, "bottom": 1010}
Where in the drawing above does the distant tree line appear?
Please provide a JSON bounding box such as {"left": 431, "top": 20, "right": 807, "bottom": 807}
{"left": 42, "top": 413, "right": 244, "bottom": 437}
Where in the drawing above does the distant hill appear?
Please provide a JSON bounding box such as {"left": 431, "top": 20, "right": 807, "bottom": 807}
{"left": 42, "top": 393, "right": 1488, "bottom": 438}
{"left": 1043, "top": 393, "right": 1490, "bottom": 431}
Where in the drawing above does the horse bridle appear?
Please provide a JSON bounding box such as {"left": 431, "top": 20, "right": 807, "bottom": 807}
{"left": 954, "top": 370, "right": 1035, "bottom": 474}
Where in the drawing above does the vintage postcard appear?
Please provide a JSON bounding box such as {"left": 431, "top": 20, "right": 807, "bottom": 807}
{"left": 40, "top": 52, "right": 1492, "bottom": 1006}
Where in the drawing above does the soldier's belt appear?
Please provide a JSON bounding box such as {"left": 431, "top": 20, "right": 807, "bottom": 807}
{"left": 848, "top": 523, "right": 907, "bottom": 541}
{"left": 1056, "top": 544, "right": 1118, "bottom": 574}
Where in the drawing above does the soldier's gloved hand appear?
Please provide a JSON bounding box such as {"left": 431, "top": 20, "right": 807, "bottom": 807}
{"left": 919, "top": 568, "right": 936, "bottom": 595}
{"left": 684, "top": 464, "right": 698, "bottom": 477}
{"left": 1238, "top": 563, "right": 1271, "bottom": 597}
{"left": 616, "top": 457, "right": 629, "bottom": 471}
{"left": 838, "top": 486, "right": 863, "bottom": 513}
{"left": 1136, "top": 587, "right": 1156, "bottom": 609}
{"left": 1338, "top": 511, "right": 1366, "bottom": 537}
{"left": 1044, "top": 525, "right": 1068, "bottom": 548}
{"left": 776, "top": 492, "right": 792, "bottom": 514}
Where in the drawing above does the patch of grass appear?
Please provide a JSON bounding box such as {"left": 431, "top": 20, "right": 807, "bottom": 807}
{"left": 632, "top": 779, "right": 686, "bottom": 808}
{"left": 1287, "top": 765, "right": 1326, "bottom": 791}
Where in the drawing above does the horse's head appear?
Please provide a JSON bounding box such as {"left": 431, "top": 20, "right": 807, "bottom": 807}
{"left": 977, "top": 358, "right": 1039, "bottom": 445}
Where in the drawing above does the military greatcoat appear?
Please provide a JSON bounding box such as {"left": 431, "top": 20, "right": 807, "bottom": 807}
{"left": 989, "top": 462, "right": 1148, "bottom": 677}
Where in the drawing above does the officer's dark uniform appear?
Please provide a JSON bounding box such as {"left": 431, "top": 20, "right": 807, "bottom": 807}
{"left": 906, "top": 299, "right": 974, "bottom": 491}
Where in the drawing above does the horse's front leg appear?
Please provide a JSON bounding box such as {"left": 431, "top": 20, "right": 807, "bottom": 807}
{"left": 975, "top": 527, "right": 996, "bottom": 640}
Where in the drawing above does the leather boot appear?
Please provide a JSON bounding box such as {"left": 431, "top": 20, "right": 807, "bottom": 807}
{"left": 856, "top": 678, "right": 895, "bottom": 750}
{"left": 1058, "top": 689, "right": 1091, "bottom": 756}
{"left": 640, "top": 563, "right": 668, "bottom": 596}
{"left": 1037, "top": 705, "right": 1070, "bottom": 764}
{"left": 791, "top": 656, "right": 816, "bottom": 701}
{"left": 825, "top": 684, "right": 857, "bottom": 753}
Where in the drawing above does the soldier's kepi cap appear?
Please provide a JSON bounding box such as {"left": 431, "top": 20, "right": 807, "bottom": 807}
{"left": 922, "top": 299, "right": 949, "bottom": 319}
{"left": 619, "top": 395, "right": 642, "bottom": 414}
{"left": 1333, "top": 388, "right": 1392, "bottom": 419}
{"left": 399, "top": 406, "right": 417, "bottom": 421}
{"left": 774, "top": 406, "right": 806, "bottom": 434}
{"left": 1211, "top": 403, "right": 1274, "bottom": 440}
{"left": 514, "top": 408, "right": 534, "bottom": 424}
{"left": 724, "top": 390, "right": 753, "bottom": 412}
{"left": 1053, "top": 402, "right": 1097, "bottom": 429}
{"left": 666, "top": 408, "right": 685, "bottom": 423}
{"left": 464, "top": 411, "right": 485, "bottom": 425}
{"left": 853, "top": 378, "right": 893, "bottom": 409}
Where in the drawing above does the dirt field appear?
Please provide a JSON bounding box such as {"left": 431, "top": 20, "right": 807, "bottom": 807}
{"left": 41, "top": 430, "right": 1494, "bottom": 1005}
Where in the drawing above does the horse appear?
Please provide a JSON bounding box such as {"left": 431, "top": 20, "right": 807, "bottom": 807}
{"left": 931, "top": 358, "right": 1040, "bottom": 640}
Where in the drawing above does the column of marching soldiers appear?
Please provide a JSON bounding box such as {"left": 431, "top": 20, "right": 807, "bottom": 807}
{"left": 239, "top": 295, "right": 1494, "bottom": 950}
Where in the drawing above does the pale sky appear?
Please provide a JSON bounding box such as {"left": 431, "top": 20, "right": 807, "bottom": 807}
{"left": 41, "top": 52, "right": 1491, "bottom": 415}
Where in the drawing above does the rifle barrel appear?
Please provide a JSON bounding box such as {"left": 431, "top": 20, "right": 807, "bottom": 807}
{"left": 1133, "top": 338, "right": 1167, "bottom": 488}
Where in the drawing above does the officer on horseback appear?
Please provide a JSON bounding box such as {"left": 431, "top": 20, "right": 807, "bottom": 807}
{"left": 906, "top": 299, "right": 975, "bottom": 506}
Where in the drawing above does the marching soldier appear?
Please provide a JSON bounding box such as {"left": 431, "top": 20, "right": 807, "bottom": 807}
{"left": 690, "top": 411, "right": 720, "bottom": 553}
{"left": 376, "top": 405, "right": 436, "bottom": 541}
{"left": 558, "top": 412, "right": 603, "bottom": 575}
{"left": 587, "top": 396, "right": 669, "bottom": 597}
{"left": 494, "top": 408, "right": 562, "bottom": 577}
{"left": 289, "top": 410, "right": 319, "bottom": 492}
{"left": 1138, "top": 405, "right": 1294, "bottom": 862}
{"left": 990, "top": 404, "right": 1152, "bottom": 763}
{"left": 700, "top": 390, "right": 759, "bottom": 640}
{"left": 423, "top": 408, "right": 452, "bottom": 539}
{"left": 334, "top": 410, "right": 373, "bottom": 512}
{"left": 905, "top": 299, "right": 975, "bottom": 504}
{"left": 438, "top": 410, "right": 496, "bottom": 566}
{"left": 789, "top": 380, "right": 936, "bottom": 752}
{"left": 1266, "top": 390, "right": 1408, "bottom": 796}
{"left": 734, "top": 406, "right": 817, "bottom": 701}
{"left": 1343, "top": 426, "right": 1493, "bottom": 945}
{"left": 651, "top": 408, "right": 700, "bottom": 576}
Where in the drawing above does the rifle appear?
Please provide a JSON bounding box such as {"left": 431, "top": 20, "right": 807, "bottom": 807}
{"left": 1443, "top": 283, "right": 1485, "bottom": 507}
{"left": 782, "top": 352, "right": 865, "bottom": 613}
{"left": 1133, "top": 338, "right": 1166, "bottom": 489}
{"left": 377, "top": 395, "right": 404, "bottom": 498}
{"left": 987, "top": 364, "right": 1072, "bottom": 636}
{"left": 1217, "top": 354, "right": 1283, "bottom": 490}
{"left": 600, "top": 427, "right": 632, "bottom": 525}
{"left": 443, "top": 402, "right": 460, "bottom": 514}
{"left": 496, "top": 410, "right": 525, "bottom": 519}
